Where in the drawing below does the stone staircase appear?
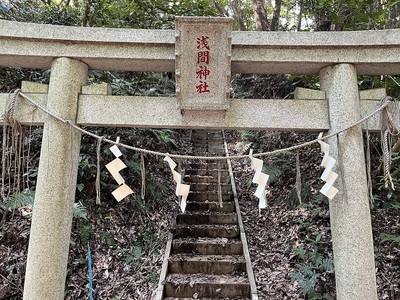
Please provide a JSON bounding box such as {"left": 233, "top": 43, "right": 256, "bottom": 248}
{"left": 157, "top": 130, "right": 257, "bottom": 300}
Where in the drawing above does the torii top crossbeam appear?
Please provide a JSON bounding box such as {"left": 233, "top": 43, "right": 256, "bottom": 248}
{"left": 1, "top": 19, "right": 400, "bottom": 75}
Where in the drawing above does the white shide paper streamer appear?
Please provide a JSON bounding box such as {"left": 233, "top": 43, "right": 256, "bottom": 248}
{"left": 164, "top": 156, "right": 190, "bottom": 212}
{"left": 318, "top": 133, "right": 339, "bottom": 200}
{"left": 249, "top": 149, "right": 269, "bottom": 209}
{"left": 105, "top": 138, "right": 133, "bottom": 202}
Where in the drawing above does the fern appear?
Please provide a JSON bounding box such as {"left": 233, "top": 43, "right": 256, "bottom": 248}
{"left": 79, "top": 223, "right": 91, "bottom": 245}
{"left": 312, "top": 193, "right": 328, "bottom": 205}
{"left": 6, "top": 190, "right": 35, "bottom": 210}
{"left": 6, "top": 191, "right": 88, "bottom": 221}
{"left": 262, "top": 164, "right": 282, "bottom": 183}
{"left": 379, "top": 233, "right": 400, "bottom": 247}
{"left": 73, "top": 202, "right": 88, "bottom": 221}
{"left": 320, "top": 258, "right": 334, "bottom": 272}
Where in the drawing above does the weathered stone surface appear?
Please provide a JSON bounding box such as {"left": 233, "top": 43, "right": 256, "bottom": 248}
{"left": 0, "top": 93, "right": 47, "bottom": 125}
{"left": 21, "top": 81, "right": 48, "bottom": 93}
{"left": 0, "top": 92, "right": 382, "bottom": 131}
{"left": 82, "top": 83, "right": 111, "bottom": 95}
{"left": 0, "top": 20, "right": 175, "bottom": 72}
{"left": 0, "top": 91, "right": 384, "bottom": 133}
{"left": 320, "top": 64, "right": 377, "bottom": 300}
{"left": 23, "top": 58, "right": 88, "bottom": 300}
{"left": 360, "top": 88, "right": 386, "bottom": 100}
{"left": 2, "top": 20, "right": 400, "bottom": 74}
{"left": 232, "top": 30, "right": 400, "bottom": 74}
{"left": 76, "top": 95, "right": 330, "bottom": 130}
{"left": 294, "top": 87, "right": 325, "bottom": 100}
{"left": 176, "top": 17, "right": 231, "bottom": 111}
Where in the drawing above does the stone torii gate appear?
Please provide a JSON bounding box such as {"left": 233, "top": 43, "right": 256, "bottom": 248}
{"left": 0, "top": 17, "right": 398, "bottom": 300}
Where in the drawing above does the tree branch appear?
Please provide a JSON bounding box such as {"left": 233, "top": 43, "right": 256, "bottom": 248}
{"left": 252, "top": 0, "right": 269, "bottom": 31}
{"left": 271, "top": 0, "right": 283, "bottom": 31}
{"left": 230, "top": 0, "right": 248, "bottom": 31}
{"left": 81, "top": 1, "right": 90, "bottom": 27}
{"left": 213, "top": 1, "right": 229, "bottom": 17}
{"left": 297, "top": 0, "right": 303, "bottom": 31}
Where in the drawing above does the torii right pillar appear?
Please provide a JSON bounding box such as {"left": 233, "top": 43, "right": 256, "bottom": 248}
{"left": 320, "top": 63, "right": 378, "bottom": 300}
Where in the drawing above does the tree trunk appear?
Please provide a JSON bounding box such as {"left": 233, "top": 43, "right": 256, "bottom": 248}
{"left": 297, "top": 0, "right": 303, "bottom": 31}
{"left": 271, "top": 0, "right": 283, "bottom": 31}
{"left": 82, "top": 1, "right": 90, "bottom": 27}
{"left": 252, "top": 0, "right": 269, "bottom": 31}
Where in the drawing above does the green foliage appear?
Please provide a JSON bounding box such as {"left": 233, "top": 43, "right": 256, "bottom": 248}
{"left": 114, "top": 246, "right": 142, "bottom": 266}
{"left": 6, "top": 190, "right": 88, "bottom": 221}
{"left": 73, "top": 202, "right": 88, "bottom": 221}
{"left": 88, "top": 71, "right": 176, "bottom": 97}
{"left": 375, "top": 175, "right": 400, "bottom": 208}
{"left": 232, "top": 74, "right": 293, "bottom": 99}
{"left": 262, "top": 163, "right": 283, "bottom": 184}
{"left": 137, "top": 228, "right": 168, "bottom": 256}
{"left": 300, "top": 0, "right": 400, "bottom": 31}
{"left": 79, "top": 223, "right": 91, "bottom": 246}
{"left": 379, "top": 233, "right": 400, "bottom": 248}
{"left": 0, "top": 67, "right": 50, "bottom": 92}
{"left": 1, "top": 0, "right": 218, "bottom": 29}
{"left": 0, "top": 0, "right": 81, "bottom": 25}
{"left": 287, "top": 184, "right": 313, "bottom": 209}
{"left": 291, "top": 233, "right": 334, "bottom": 299}
{"left": 149, "top": 270, "right": 159, "bottom": 284}
{"left": 288, "top": 75, "right": 320, "bottom": 93}
{"left": 74, "top": 126, "right": 177, "bottom": 207}
{"left": 289, "top": 191, "right": 334, "bottom": 298}
{"left": 80, "top": 0, "right": 218, "bottom": 29}
{"left": 240, "top": 130, "right": 281, "bottom": 153}
{"left": 112, "top": 229, "right": 167, "bottom": 269}
{"left": 5, "top": 190, "right": 35, "bottom": 210}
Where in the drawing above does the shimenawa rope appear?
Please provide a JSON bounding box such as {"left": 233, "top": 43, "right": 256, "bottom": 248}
{"left": 12, "top": 90, "right": 395, "bottom": 161}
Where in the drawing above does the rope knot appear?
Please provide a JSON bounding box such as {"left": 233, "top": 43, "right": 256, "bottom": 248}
{"left": 381, "top": 96, "right": 400, "bottom": 190}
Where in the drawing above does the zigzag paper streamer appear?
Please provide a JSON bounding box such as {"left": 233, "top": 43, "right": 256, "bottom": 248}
{"left": 106, "top": 138, "right": 133, "bottom": 202}
{"left": 249, "top": 149, "right": 269, "bottom": 209}
{"left": 164, "top": 156, "right": 190, "bottom": 212}
{"left": 318, "top": 133, "right": 339, "bottom": 200}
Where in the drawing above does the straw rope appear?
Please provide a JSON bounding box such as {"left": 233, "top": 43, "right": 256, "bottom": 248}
{"left": 5, "top": 90, "right": 393, "bottom": 161}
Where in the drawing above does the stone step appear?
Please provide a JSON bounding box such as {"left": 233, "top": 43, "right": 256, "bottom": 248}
{"left": 159, "top": 130, "right": 254, "bottom": 300}
{"left": 172, "top": 238, "right": 243, "bottom": 255}
{"left": 191, "top": 146, "right": 225, "bottom": 151}
{"left": 177, "top": 212, "right": 238, "bottom": 225}
{"left": 172, "top": 224, "right": 240, "bottom": 238}
{"left": 186, "top": 201, "right": 235, "bottom": 212}
{"left": 189, "top": 183, "right": 232, "bottom": 193}
{"left": 191, "top": 149, "right": 226, "bottom": 154}
{"left": 191, "top": 140, "right": 224, "bottom": 146}
{"left": 188, "top": 192, "right": 232, "bottom": 202}
{"left": 191, "top": 132, "right": 223, "bottom": 138}
{"left": 184, "top": 175, "right": 230, "bottom": 184}
{"left": 168, "top": 254, "right": 246, "bottom": 274}
{"left": 191, "top": 132, "right": 224, "bottom": 138}
{"left": 185, "top": 169, "right": 229, "bottom": 177}
{"left": 164, "top": 298, "right": 250, "bottom": 300}
{"left": 164, "top": 274, "right": 250, "bottom": 298}
{"left": 189, "top": 162, "right": 228, "bottom": 170}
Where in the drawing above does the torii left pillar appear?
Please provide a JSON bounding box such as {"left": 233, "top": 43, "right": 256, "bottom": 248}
{"left": 23, "top": 58, "right": 88, "bottom": 299}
